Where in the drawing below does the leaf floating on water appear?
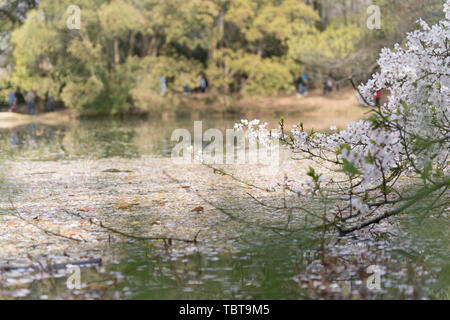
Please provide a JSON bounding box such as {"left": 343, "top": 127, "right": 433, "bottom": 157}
{"left": 102, "top": 169, "right": 133, "bottom": 173}
{"left": 117, "top": 203, "right": 133, "bottom": 210}
{"left": 64, "top": 232, "right": 80, "bottom": 237}
{"left": 191, "top": 206, "right": 204, "bottom": 213}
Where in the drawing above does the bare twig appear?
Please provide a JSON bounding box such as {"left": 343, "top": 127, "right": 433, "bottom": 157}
{"left": 62, "top": 209, "right": 200, "bottom": 244}
{"left": 8, "top": 198, "right": 83, "bottom": 242}
{"left": 202, "top": 163, "right": 275, "bottom": 192}
{"left": 163, "top": 170, "right": 290, "bottom": 234}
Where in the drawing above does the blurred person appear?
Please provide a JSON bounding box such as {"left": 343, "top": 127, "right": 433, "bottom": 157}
{"left": 296, "top": 73, "right": 308, "bottom": 97}
{"left": 199, "top": 74, "right": 207, "bottom": 93}
{"left": 240, "top": 74, "right": 248, "bottom": 91}
{"left": 375, "top": 90, "right": 381, "bottom": 107}
{"left": 323, "top": 73, "right": 334, "bottom": 96}
{"left": 26, "top": 90, "right": 36, "bottom": 115}
{"left": 182, "top": 73, "right": 191, "bottom": 95}
{"left": 160, "top": 75, "right": 167, "bottom": 96}
{"left": 47, "top": 96, "right": 56, "bottom": 112}
{"left": 8, "top": 87, "right": 17, "bottom": 112}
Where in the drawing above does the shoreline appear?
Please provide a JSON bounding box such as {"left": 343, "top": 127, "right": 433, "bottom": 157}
{"left": 0, "top": 109, "right": 79, "bottom": 129}
{"left": 0, "top": 88, "right": 367, "bottom": 131}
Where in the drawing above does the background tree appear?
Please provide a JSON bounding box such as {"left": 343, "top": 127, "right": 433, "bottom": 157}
{"left": 1, "top": 0, "right": 446, "bottom": 113}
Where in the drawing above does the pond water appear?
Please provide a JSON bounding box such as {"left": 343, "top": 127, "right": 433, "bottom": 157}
{"left": 0, "top": 116, "right": 449, "bottom": 300}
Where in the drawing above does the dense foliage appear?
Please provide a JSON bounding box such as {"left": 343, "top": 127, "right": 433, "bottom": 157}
{"left": 0, "top": 0, "right": 446, "bottom": 113}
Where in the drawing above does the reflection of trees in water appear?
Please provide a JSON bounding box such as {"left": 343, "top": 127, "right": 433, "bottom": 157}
{"left": 62, "top": 121, "right": 139, "bottom": 159}
{"left": 0, "top": 120, "right": 141, "bottom": 159}
{"left": 105, "top": 215, "right": 450, "bottom": 300}
{"left": 0, "top": 116, "right": 302, "bottom": 160}
{"left": 1, "top": 117, "right": 448, "bottom": 299}
{"left": 0, "top": 124, "right": 64, "bottom": 158}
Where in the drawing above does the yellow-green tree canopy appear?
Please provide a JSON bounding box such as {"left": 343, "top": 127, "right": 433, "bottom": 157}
{"left": 1, "top": 0, "right": 445, "bottom": 112}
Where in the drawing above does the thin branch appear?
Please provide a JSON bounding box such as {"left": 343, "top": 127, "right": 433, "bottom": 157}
{"left": 340, "top": 177, "right": 450, "bottom": 234}
{"left": 8, "top": 198, "right": 83, "bottom": 243}
{"left": 202, "top": 163, "right": 276, "bottom": 192}
{"left": 163, "top": 170, "right": 290, "bottom": 234}
{"left": 62, "top": 209, "right": 200, "bottom": 244}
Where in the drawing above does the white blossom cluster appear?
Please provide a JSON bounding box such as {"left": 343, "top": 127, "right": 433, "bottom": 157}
{"left": 235, "top": 119, "right": 274, "bottom": 148}
{"left": 237, "top": 1, "right": 449, "bottom": 215}
{"left": 358, "top": 1, "right": 449, "bottom": 177}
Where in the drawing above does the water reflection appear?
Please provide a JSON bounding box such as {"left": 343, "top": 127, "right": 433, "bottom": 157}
{"left": 109, "top": 221, "right": 449, "bottom": 300}
{"left": 11, "top": 226, "right": 449, "bottom": 300}
{"left": 9, "top": 127, "right": 18, "bottom": 149}
{"left": 0, "top": 116, "right": 448, "bottom": 300}
{"left": 0, "top": 117, "right": 264, "bottom": 160}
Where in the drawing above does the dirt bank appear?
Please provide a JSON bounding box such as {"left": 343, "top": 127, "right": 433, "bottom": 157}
{"left": 0, "top": 109, "right": 78, "bottom": 129}
{"left": 173, "top": 88, "right": 367, "bottom": 129}
{"left": 0, "top": 89, "right": 367, "bottom": 131}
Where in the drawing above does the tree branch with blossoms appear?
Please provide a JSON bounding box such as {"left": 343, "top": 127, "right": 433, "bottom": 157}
{"left": 230, "top": 2, "right": 450, "bottom": 235}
